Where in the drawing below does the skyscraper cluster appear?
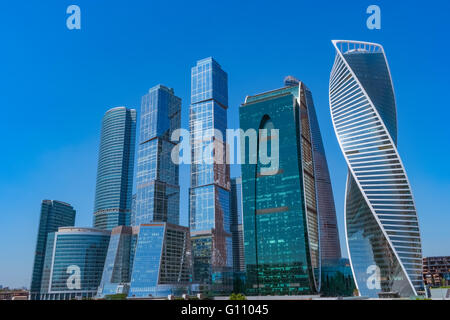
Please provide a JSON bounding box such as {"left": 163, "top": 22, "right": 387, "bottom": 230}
{"left": 30, "top": 40, "right": 423, "bottom": 299}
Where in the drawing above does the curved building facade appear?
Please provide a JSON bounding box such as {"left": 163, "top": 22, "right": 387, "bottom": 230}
{"left": 329, "top": 40, "right": 423, "bottom": 297}
{"left": 94, "top": 107, "right": 136, "bottom": 230}
{"left": 40, "top": 227, "right": 110, "bottom": 300}
{"left": 240, "top": 80, "right": 323, "bottom": 295}
{"left": 300, "top": 80, "right": 342, "bottom": 262}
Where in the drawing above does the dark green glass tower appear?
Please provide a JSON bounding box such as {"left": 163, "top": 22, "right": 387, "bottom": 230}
{"left": 30, "top": 200, "right": 76, "bottom": 300}
{"left": 239, "top": 79, "right": 322, "bottom": 296}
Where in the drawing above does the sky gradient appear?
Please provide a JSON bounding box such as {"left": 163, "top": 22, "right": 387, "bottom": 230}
{"left": 0, "top": 0, "right": 449, "bottom": 288}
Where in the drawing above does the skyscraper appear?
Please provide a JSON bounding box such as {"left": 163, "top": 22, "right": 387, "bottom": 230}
{"left": 30, "top": 200, "right": 76, "bottom": 300}
{"left": 240, "top": 79, "right": 323, "bottom": 295}
{"left": 124, "top": 85, "right": 190, "bottom": 298}
{"left": 329, "top": 40, "right": 423, "bottom": 297}
{"left": 133, "top": 85, "right": 181, "bottom": 226}
{"left": 93, "top": 107, "right": 136, "bottom": 230}
{"left": 128, "top": 223, "right": 191, "bottom": 298}
{"left": 39, "top": 227, "right": 110, "bottom": 300}
{"left": 230, "top": 177, "right": 245, "bottom": 273}
{"left": 284, "top": 76, "right": 342, "bottom": 262}
{"left": 189, "top": 57, "right": 232, "bottom": 294}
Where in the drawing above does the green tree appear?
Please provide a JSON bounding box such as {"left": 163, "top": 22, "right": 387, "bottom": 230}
{"left": 105, "top": 293, "right": 128, "bottom": 300}
{"left": 229, "top": 293, "right": 247, "bottom": 300}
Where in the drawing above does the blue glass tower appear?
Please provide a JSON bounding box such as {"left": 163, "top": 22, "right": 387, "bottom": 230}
{"left": 189, "top": 57, "right": 232, "bottom": 294}
{"left": 94, "top": 107, "right": 136, "bottom": 230}
{"left": 30, "top": 200, "right": 76, "bottom": 300}
{"left": 329, "top": 40, "right": 423, "bottom": 297}
{"left": 39, "top": 227, "right": 110, "bottom": 300}
{"left": 124, "top": 85, "right": 190, "bottom": 298}
{"left": 133, "top": 85, "right": 181, "bottom": 226}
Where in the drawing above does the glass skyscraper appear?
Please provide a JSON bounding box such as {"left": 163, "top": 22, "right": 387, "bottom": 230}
{"left": 130, "top": 193, "right": 137, "bottom": 226}
{"left": 329, "top": 40, "right": 423, "bottom": 297}
{"left": 189, "top": 57, "right": 232, "bottom": 294}
{"left": 285, "top": 76, "right": 342, "bottom": 262}
{"left": 122, "top": 85, "right": 189, "bottom": 298}
{"left": 39, "top": 227, "right": 110, "bottom": 300}
{"left": 239, "top": 79, "right": 324, "bottom": 296}
{"left": 97, "top": 226, "right": 139, "bottom": 298}
{"left": 94, "top": 107, "right": 136, "bottom": 230}
{"left": 133, "top": 85, "right": 181, "bottom": 226}
{"left": 128, "top": 223, "right": 192, "bottom": 298}
{"left": 30, "top": 200, "right": 76, "bottom": 300}
{"left": 230, "top": 177, "right": 245, "bottom": 273}
{"left": 298, "top": 77, "right": 342, "bottom": 262}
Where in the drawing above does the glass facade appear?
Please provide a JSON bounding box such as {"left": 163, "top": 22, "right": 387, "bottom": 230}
{"left": 30, "top": 200, "right": 76, "bottom": 300}
{"left": 320, "top": 258, "right": 356, "bottom": 297}
{"left": 97, "top": 226, "right": 139, "bottom": 298}
{"left": 94, "top": 107, "right": 136, "bottom": 230}
{"left": 189, "top": 57, "right": 232, "bottom": 294}
{"left": 239, "top": 80, "right": 322, "bottom": 296}
{"left": 300, "top": 81, "right": 342, "bottom": 262}
{"left": 128, "top": 223, "right": 192, "bottom": 298}
{"left": 134, "top": 85, "right": 181, "bottom": 226}
{"left": 39, "top": 227, "right": 110, "bottom": 300}
{"left": 130, "top": 193, "right": 136, "bottom": 227}
{"left": 230, "top": 177, "right": 245, "bottom": 273}
{"left": 329, "top": 40, "right": 423, "bottom": 297}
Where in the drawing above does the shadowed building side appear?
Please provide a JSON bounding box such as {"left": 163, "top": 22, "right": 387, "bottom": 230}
{"left": 285, "top": 76, "right": 342, "bottom": 262}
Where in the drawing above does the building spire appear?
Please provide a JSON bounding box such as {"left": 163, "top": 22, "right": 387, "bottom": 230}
{"left": 284, "top": 75, "right": 300, "bottom": 87}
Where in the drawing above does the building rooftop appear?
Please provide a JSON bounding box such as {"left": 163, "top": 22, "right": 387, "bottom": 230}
{"left": 57, "top": 227, "right": 111, "bottom": 235}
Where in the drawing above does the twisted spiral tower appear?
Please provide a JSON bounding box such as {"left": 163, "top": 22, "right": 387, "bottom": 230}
{"left": 329, "top": 40, "right": 423, "bottom": 297}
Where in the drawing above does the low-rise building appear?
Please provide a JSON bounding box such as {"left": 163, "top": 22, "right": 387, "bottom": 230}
{"left": 97, "top": 226, "right": 139, "bottom": 298}
{"left": 39, "top": 227, "right": 110, "bottom": 300}
{"left": 128, "top": 223, "right": 192, "bottom": 298}
{"left": 423, "top": 256, "right": 450, "bottom": 287}
{"left": 0, "top": 289, "right": 29, "bottom": 300}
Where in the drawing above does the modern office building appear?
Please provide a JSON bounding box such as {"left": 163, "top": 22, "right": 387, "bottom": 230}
{"left": 239, "top": 79, "right": 324, "bottom": 295}
{"left": 230, "top": 177, "right": 245, "bottom": 273}
{"left": 320, "top": 258, "right": 356, "bottom": 297}
{"left": 423, "top": 256, "right": 450, "bottom": 287}
{"left": 287, "top": 77, "right": 343, "bottom": 262}
{"left": 93, "top": 107, "right": 136, "bottom": 230}
{"left": 128, "top": 223, "right": 192, "bottom": 298}
{"left": 329, "top": 40, "right": 423, "bottom": 297}
{"left": 39, "top": 227, "right": 110, "bottom": 300}
{"left": 133, "top": 85, "right": 181, "bottom": 226}
{"left": 30, "top": 200, "right": 76, "bottom": 300}
{"left": 113, "top": 85, "right": 189, "bottom": 299}
{"left": 97, "top": 226, "right": 139, "bottom": 298}
{"left": 285, "top": 76, "right": 342, "bottom": 262}
{"left": 130, "top": 194, "right": 137, "bottom": 226}
{"left": 189, "top": 57, "right": 232, "bottom": 294}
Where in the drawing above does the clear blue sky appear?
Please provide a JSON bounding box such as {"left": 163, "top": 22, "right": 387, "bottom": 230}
{"left": 0, "top": 0, "right": 448, "bottom": 288}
